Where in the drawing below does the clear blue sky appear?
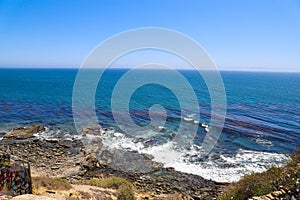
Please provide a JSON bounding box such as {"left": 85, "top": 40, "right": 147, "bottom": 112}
{"left": 0, "top": 0, "right": 300, "bottom": 71}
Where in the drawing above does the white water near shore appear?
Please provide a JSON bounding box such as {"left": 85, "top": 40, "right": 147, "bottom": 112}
{"left": 167, "top": 149, "right": 290, "bottom": 182}
{"left": 96, "top": 128, "right": 290, "bottom": 183}
{"left": 1, "top": 125, "right": 289, "bottom": 183}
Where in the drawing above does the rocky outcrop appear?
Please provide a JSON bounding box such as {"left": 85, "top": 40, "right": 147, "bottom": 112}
{"left": 248, "top": 189, "right": 290, "bottom": 200}
{"left": 3, "top": 125, "right": 45, "bottom": 140}
{"left": 0, "top": 137, "right": 84, "bottom": 181}
{"left": 0, "top": 124, "right": 226, "bottom": 199}
{"left": 81, "top": 124, "right": 102, "bottom": 136}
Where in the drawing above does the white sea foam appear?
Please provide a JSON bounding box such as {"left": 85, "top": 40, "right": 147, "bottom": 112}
{"left": 97, "top": 129, "right": 290, "bottom": 183}
{"left": 201, "top": 123, "right": 209, "bottom": 128}
{"left": 7, "top": 124, "right": 289, "bottom": 182}
{"left": 114, "top": 132, "right": 125, "bottom": 138}
{"left": 255, "top": 138, "right": 273, "bottom": 147}
{"left": 187, "top": 113, "right": 197, "bottom": 118}
{"left": 11, "top": 125, "right": 289, "bottom": 183}
{"left": 140, "top": 141, "right": 182, "bottom": 164}
{"left": 169, "top": 149, "right": 290, "bottom": 182}
{"left": 158, "top": 126, "right": 166, "bottom": 131}
{"left": 183, "top": 117, "right": 193, "bottom": 122}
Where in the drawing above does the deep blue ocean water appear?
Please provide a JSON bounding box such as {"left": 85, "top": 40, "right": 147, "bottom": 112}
{"left": 0, "top": 68, "right": 299, "bottom": 182}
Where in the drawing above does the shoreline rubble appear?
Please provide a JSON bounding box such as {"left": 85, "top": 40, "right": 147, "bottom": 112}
{"left": 0, "top": 124, "right": 227, "bottom": 199}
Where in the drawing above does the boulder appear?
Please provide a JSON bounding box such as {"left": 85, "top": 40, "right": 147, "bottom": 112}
{"left": 81, "top": 124, "right": 102, "bottom": 135}
{"left": 3, "top": 125, "right": 45, "bottom": 140}
{"left": 82, "top": 153, "right": 98, "bottom": 170}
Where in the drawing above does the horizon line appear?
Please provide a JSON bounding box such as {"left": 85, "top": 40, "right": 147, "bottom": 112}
{"left": 0, "top": 65, "right": 299, "bottom": 73}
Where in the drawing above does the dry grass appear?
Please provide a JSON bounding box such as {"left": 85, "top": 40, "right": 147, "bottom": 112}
{"left": 87, "top": 177, "right": 135, "bottom": 200}
{"left": 166, "top": 193, "right": 185, "bottom": 200}
{"left": 32, "top": 176, "right": 72, "bottom": 194}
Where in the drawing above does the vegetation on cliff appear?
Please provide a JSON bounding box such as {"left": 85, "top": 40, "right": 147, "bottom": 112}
{"left": 88, "top": 177, "right": 135, "bottom": 200}
{"left": 220, "top": 150, "right": 300, "bottom": 200}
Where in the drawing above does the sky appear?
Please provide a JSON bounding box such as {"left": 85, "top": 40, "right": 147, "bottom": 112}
{"left": 0, "top": 0, "right": 300, "bottom": 71}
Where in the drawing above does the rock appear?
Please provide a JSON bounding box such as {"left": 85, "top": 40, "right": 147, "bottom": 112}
{"left": 82, "top": 154, "right": 98, "bottom": 170}
{"left": 258, "top": 197, "right": 269, "bottom": 200}
{"left": 81, "top": 125, "right": 102, "bottom": 135}
{"left": 266, "top": 193, "right": 274, "bottom": 199}
{"left": 271, "top": 190, "right": 282, "bottom": 197}
{"left": 50, "top": 166, "right": 60, "bottom": 170}
{"left": 250, "top": 189, "right": 287, "bottom": 200}
{"left": 54, "top": 153, "right": 62, "bottom": 156}
{"left": 250, "top": 196, "right": 273, "bottom": 200}
{"left": 155, "top": 188, "right": 161, "bottom": 193}
{"left": 46, "top": 190, "right": 56, "bottom": 194}
{"left": 2, "top": 131, "right": 14, "bottom": 140}
{"left": 45, "top": 138, "right": 58, "bottom": 143}
{"left": 46, "top": 154, "right": 52, "bottom": 159}
{"left": 166, "top": 167, "right": 175, "bottom": 172}
{"left": 4, "top": 124, "right": 222, "bottom": 199}
{"left": 96, "top": 161, "right": 102, "bottom": 168}
{"left": 39, "top": 163, "right": 47, "bottom": 167}
{"left": 3, "top": 125, "right": 45, "bottom": 140}
{"left": 11, "top": 194, "right": 55, "bottom": 200}
{"left": 22, "top": 125, "right": 45, "bottom": 133}
{"left": 280, "top": 189, "right": 286, "bottom": 194}
{"left": 58, "top": 139, "right": 73, "bottom": 148}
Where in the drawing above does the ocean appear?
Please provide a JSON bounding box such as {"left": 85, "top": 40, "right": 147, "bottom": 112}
{"left": 0, "top": 68, "right": 299, "bottom": 182}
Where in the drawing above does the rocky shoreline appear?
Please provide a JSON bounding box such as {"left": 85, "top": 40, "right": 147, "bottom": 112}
{"left": 0, "top": 124, "right": 228, "bottom": 199}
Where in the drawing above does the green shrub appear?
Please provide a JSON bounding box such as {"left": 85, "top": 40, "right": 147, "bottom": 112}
{"left": 220, "top": 166, "right": 281, "bottom": 200}
{"left": 220, "top": 150, "right": 300, "bottom": 200}
{"left": 88, "top": 177, "right": 135, "bottom": 200}
{"left": 118, "top": 184, "right": 135, "bottom": 200}
{"left": 53, "top": 177, "right": 69, "bottom": 184}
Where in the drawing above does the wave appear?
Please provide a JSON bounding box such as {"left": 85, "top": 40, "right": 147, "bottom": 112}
{"left": 1, "top": 123, "right": 291, "bottom": 183}
{"left": 94, "top": 127, "right": 290, "bottom": 182}
{"left": 169, "top": 149, "right": 289, "bottom": 182}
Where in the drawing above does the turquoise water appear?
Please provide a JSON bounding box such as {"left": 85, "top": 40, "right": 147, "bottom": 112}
{"left": 0, "top": 68, "right": 299, "bottom": 181}
{"left": 0, "top": 68, "right": 299, "bottom": 151}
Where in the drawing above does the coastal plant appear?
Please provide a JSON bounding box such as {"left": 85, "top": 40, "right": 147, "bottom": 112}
{"left": 118, "top": 184, "right": 135, "bottom": 200}
{"left": 32, "top": 176, "right": 72, "bottom": 194}
{"left": 220, "top": 166, "right": 281, "bottom": 200}
{"left": 220, "top": 150, "right": 300, "bottom": 200}
{"left": 88, "top": 177, "right": 135, "bottom": 200}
